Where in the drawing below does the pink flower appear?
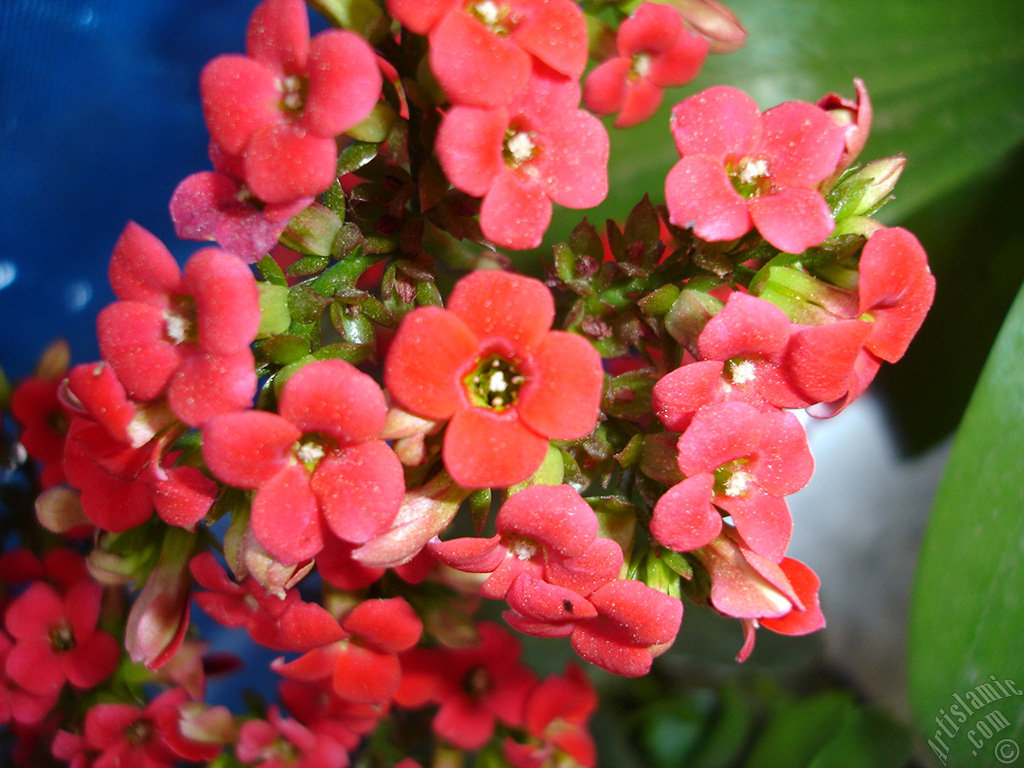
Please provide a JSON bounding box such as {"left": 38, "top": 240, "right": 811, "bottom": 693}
{"left": 200, "top": 0, "right": 382, "bottom": 204}
{"left": 190, "top": 552, "right": 304, "bottom": 650}
{"left": 96, "top": 222, "right": 260, "bottom": 427}
{"left": 567, "top": 579, "right": 682, "bottom": 677}
{"left": 386, "top": 0, "right": 587, "bottom": 108}
{"left": 3, "top": 580, "right": 120, "bottom": 698}
{"left": 436, "top": 63, "right": 609, "bottom": 250}
{"left": 202, "top": 359, "right": 405, "bottom": 564}
{"left": 653, "top": 291, "right": 809, "bottom": 431}
{"left": 772, "top": 227, "right": 935, "bottom": 415}
{"left": 171, "top": 143, "right": 312, "bottom": 263}
{"left": 384, "top": 270, "right": 604, "bottom": 488}
{"left": 651, "top": 400, "right": 813, "bottom": 562}
{"left": 694, "top": 531, "right": 824, "bottom": 661}
{"left": 431, "top": 484, "right": 622, "bottom": 601}
{"left": 665, "top": 86, "right": 846, "bottom": 253}
{"left": 584, "top": 2, "right": 708, "bottom": 128}
{"left": 10, "top": 376, "right": 67, "bottom": 487}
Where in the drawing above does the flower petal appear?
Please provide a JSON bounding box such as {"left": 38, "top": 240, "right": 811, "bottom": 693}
{"left": 479, "top": 170, "right": 552, "bottom": 251}
{"left": 429, "top": 9, "right": 530, "bottom": 108}
{"left": 280, "top": 359, "right": 387, "bottom": 445}
{"left": 666, "top": 155, "right": 750, "bottom": 242}
{"left": 244, "top": 123, "right": 338, "bottom": 204}
{"left": 312, "top": 441, "right": 405, "bottom": 544}
{"left": 517, "top": 331, "right": 602, "bottom": 440}
{"left": 651, "top": 475, "right": 722, "bottom": 552}
{"left": 670, "top": 85, "right": 760, "bottom": 161}
{"left": 447, "top": 270, "right": 554, "bottom": 354}
{"left": 200, "top": 55, "right": 280, "bottom": 156}
{"left": 251, "top": 465, "right": 325, "bottom": 564}
{"left": 303, "top": 30, "right": 382, "bottom": 137}
{"left": 760, "top": 100, "right": 844, "bottom": 187}
{"left": 443, "top": 408, "right": 548, "bottom": 489}
{"left": 202, "top": 410, "right": 298, "bottom": 488}
{"left": 748, "top": 187, "right": 834, "bottom": 254}
{"left": 246, "top": 0, "right": 310, "bottom": 72}
{"left": 384, "top": 306, "right": 478, "bottom": 420}
{"left": 185, "top": 247, "right": 261, "bottom": 356}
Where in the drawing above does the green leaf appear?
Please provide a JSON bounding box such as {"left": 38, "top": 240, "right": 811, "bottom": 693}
{"left": 807, "top": 706, "right": 913, "bottom": 768}
{"left": 908, "top": 281, "right": 1024, "bottom": 768}
{"left": 746, "top": 690, "right": 852, "bottom": 768}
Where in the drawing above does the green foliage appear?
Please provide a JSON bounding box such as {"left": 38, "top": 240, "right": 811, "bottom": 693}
{"left": 908, "top": 283, "right": 1024, "bottom": 768}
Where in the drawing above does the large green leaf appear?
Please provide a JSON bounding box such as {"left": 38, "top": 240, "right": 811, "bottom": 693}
{"left": 908, "top": 282, "right": 1024, "bottom": 768}
{"left": 546, "top": 0, "right": 1024, "bottom": 246}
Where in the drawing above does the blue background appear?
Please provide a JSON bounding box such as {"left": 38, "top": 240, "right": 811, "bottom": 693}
{"left": 1, "top": 0, "right": 256, "bottom": 379}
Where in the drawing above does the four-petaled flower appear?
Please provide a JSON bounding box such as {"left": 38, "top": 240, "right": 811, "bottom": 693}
{"left": 200, "top": 0, "right": 382, "bottom": 204}
{"left": 202, "top": 359, "right": 405, "bottom": 564}
{"left": 384, "top": 270, "right": 604, "bottom": 488}
{"left": 436, "top": 62, "right": 609, "bottom": 250}
{"left": 96, "top": 221, "right": 260, "bottom": 427}
{"left": 386, "top": 0, "right": 587, "bottom": 108}
{"left": 665, "top": 85, "right": 846, "bottom": 254}
{"left": 584, "top": 2, "right": 709, "bottom": 128}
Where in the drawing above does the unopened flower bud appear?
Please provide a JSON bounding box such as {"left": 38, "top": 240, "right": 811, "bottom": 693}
{"left": 256, "top": 283, "right": 291, "bottom": 338}
{"left": 818, "top": 78, "right": 873, "bottom": 181}
{"left": 642, "top": 550, "right": 683, "bottom": 598}
{"left": 353, "top": 472, "right": 469, "bottom": 569}
{"left": 126, "top": 527, "right": 197, "bottom": 669}
{"left": 346, "top": 101, "right": 399, "bottom": 144}
{"left": 279, "top": 203, "right": 343, "bottom": 257}
{"left": 668, "top": 0, "right": 747, "bottom": 53}
{"left": 750, "top": 264, "right": 858, "bottom": 325}
{"left": 35, "top": 339, "right": 71, "bottom": 382}
{"left": 35, "top": 486, "right": 89, "bottom": 534}
{"left": 828, "top": 155, "right": 906, "bottom": 221}
{"left": 664, "top": 284, "right": 724, "bottom": 351}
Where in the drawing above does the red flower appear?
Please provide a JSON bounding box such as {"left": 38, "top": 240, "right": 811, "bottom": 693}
{"left": 665, "top": 86, "right": 845, "bottom": 253}
{"left": 384, "top": 270, "right": 604, "bottom": 488}
{"left": 273, "top": 598, "right": 423, "bottom": 705}
{"left": 651, "top": 400, "right": 813, "bottom": 562}
{"left": 190, "top": 552, "right": 304, "bottom": 650}
{"left": 395, "top": 623, "right": 537, "bottom": 750}
{"left": 769, "top": 227, "right": 935, "bottom": 415}
{"left": 96, "top": 222, "right": 260, "bottom": 427}
{"left": 584, "top": 2, "right": 708, "bottom": 128}
{"left": 200, "top": 0, "right": 382, "bottom": 204}
{"left": 10, "top": 376, "right": 67, "bottom": 487}
{"left": 386, "top": 0, "right": 587, "bottom": 108}
{"left": 237, "top": 705, "right": 351, "bottom": 768}
{"left": 436, "top": 63, "right": 609, "bottom": 250}
{"left": 202, "top": 359, "right": 405, "bottom": 564}
{"left": 3, "top": 580, "right": 120, "bottom": 698}
{"left": 567, "top": 579, "right": 682, "bottom": 678}
{"left": 503, "top": 664, "right": 597, "bottom": 768}
{"left": 83, "top": 688, "right": 198, "bottom": 768}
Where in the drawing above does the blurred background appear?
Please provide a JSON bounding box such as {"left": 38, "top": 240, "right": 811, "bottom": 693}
{"left": 2, "top": 1, "right": 1022, "bottom": 766}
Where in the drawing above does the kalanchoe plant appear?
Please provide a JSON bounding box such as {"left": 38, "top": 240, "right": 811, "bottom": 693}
{"left": 0, "top": 0, "right": 935, "bottom": 765}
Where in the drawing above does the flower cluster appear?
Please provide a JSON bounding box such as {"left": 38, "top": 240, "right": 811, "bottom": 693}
{"left": 0, "top": 0, "right": 935, "bottom": 765}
